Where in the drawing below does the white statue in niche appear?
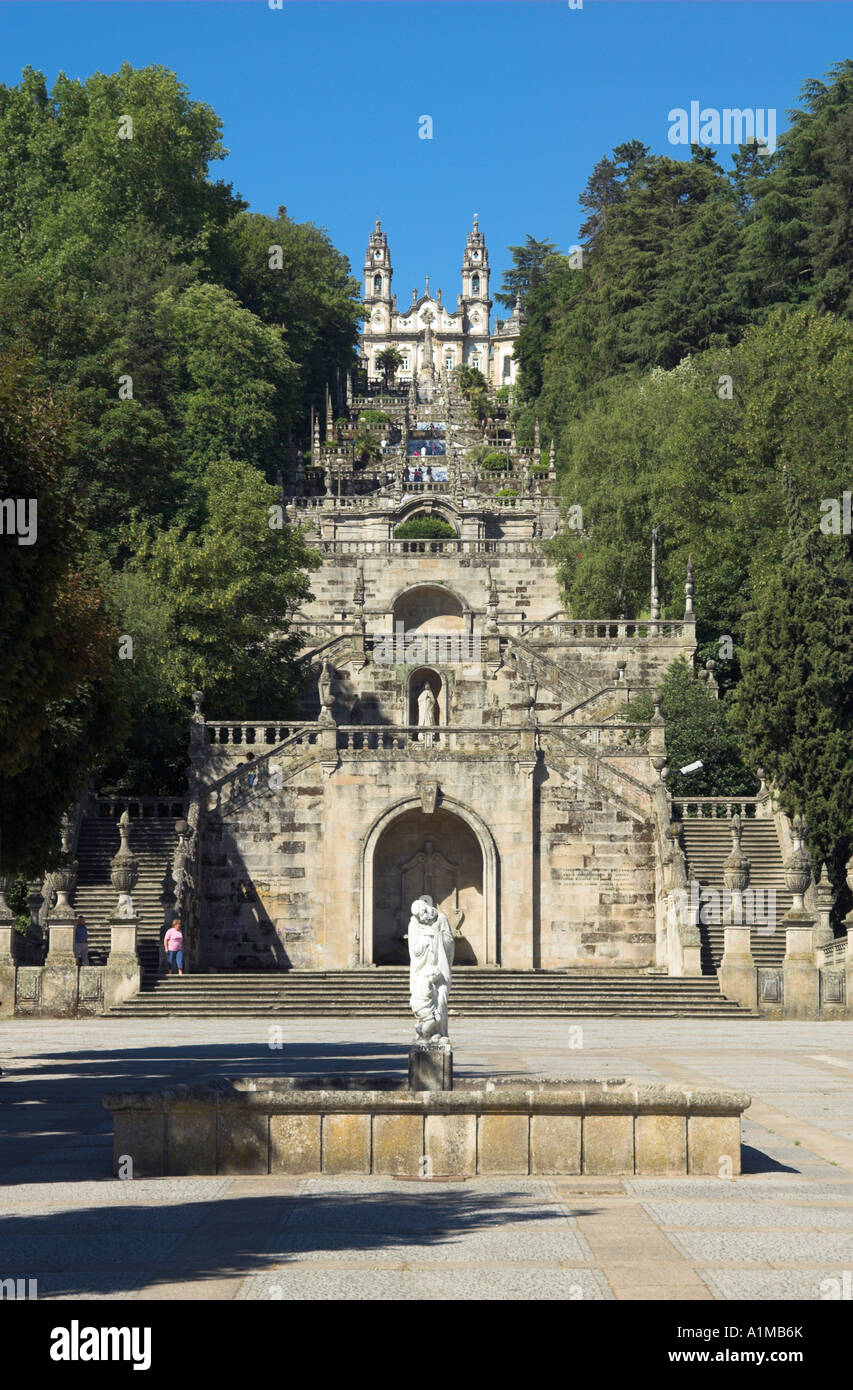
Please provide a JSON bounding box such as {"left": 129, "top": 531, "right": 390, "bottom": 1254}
{"left": 408, "top": 895, "right": 454, "bottom": 1041}
{"left": 416, "top": 683, "right": 437, "bottom": 745}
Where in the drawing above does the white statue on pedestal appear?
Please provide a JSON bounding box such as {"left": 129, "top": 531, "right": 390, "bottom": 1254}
{"left": 408, "top": 895, "right": 454, "bottom": 1041}
{"left": 416, "top": 683, "right": 437, "bottom": 746}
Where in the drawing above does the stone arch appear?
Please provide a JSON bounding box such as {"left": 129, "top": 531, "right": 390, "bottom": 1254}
{"left": 395, "top": 498, "right": 460, "bottom": 530}
{"left": 361, "top": 795, "right": 499, "bottom": 967}
{"left": 392, "top": 583, "right": 466, "bottom": 634}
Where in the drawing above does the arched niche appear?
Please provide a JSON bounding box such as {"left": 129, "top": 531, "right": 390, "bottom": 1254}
{"left": 362, "top": 798, "right": 498, "bottom": 967}
{"left": 392, "top": 584, "right": 465, "bottom": 635}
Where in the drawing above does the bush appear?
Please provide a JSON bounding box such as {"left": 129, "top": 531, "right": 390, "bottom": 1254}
{"left": 496, "top": 487, "right": 518, "bottom": 497}
{"left": 394, "top": 517, "right": 458, "bottom": 540}
{"left": 481, "top": 451, "right": 512, "bottom": 472}
{"left": 530, "top": 462, "right": 549, "bottom": 475}
{"left": 358, "top": 409, "right": 390, "bottom": 426}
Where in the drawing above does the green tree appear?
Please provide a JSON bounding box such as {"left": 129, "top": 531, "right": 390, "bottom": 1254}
{"left": 0, "top": 349, "right": 127, "bottom": 871}
{"left": 737, "top": 61, "right": 853, "bottom": 318}
{"left": 729, "top": 477, "right": 853, "bottom": 899}
{"left": 628, "top": 658, "right": 756, "bottom": 799}
{"left": 376, "top": 346, "right": 403, "bottom": 389}
{"left": 130, "top": 457, "right": 320, "bottom": 716}
{"left": 495, "top": 235, "right": 558, "bottom": 310}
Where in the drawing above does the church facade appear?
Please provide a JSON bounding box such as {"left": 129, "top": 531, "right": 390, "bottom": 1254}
{"left": 361, "top": 217, "right": 522, "bottom": 388}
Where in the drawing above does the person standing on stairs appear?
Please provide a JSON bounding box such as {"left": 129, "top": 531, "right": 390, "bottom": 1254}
{"left": 74, "top": 914, "right": 89, "bottom": 967}
{"left": 164, "top": 918, "right": 184, "bottom": 976}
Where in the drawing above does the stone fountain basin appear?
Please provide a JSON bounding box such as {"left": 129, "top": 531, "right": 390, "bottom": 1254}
{"left": 102, "top": 1077, "right": 750, "bottom": 1178}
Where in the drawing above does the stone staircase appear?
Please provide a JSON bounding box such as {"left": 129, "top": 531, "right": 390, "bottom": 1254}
{"left": 109, "top": 968, "right": 754, "bottom": 1018}
{"left": 71, "top": 813, "right": 182, "bottom": 985}
{"left": 679, "top": 819, "right": 790, "bottom": 973}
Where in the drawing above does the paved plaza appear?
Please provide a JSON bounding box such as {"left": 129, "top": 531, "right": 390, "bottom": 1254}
{"left": 2, "top": 1017, "right": 853, "bottom": 1301}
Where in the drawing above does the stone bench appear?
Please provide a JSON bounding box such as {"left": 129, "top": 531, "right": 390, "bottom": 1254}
{"left": 102, "top": 1076, "right": 750, "bottom": 1179}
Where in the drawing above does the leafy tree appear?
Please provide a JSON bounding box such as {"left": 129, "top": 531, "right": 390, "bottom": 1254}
{"left": 737, "top": 60, "right": 853, "bottom": 318}
{"left": 208, "top": 207, "right": 360, "bottom": 425}
{"left": 129, "top": 458, "right": 319, "bottom": 716}
{"left": 628, "top": 658, "right": 756, "bottom": 799}
{"left": 729, "top": 477, "right": 853, "bottom": 902}
{"left": 495, "top": 235, "right": 558, "bottom": 310}
{"left": 0, "top": 348, "right": 127, "bottom": 871}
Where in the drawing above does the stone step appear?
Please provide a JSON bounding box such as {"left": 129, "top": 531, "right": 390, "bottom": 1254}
{"left": 110, "top": 970, "right": 754, "bottom": 1017}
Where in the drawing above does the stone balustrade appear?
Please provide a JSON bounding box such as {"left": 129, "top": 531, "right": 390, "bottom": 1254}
{"left": 202, "top": 721, "right": 316, "bottom": 748}
{"left": 672, "top": 797, "right": 762, "bottom": 820}
{"left": 95, "top": 796, "right": 185, "bottom": 819}
{"left": 315, "top": 539, "right": 545, "bottom": 556}
{"left": 336, "top": 724, "right": 532, "bottom": 755}
{"left": 819, "top": 936, "right": 849, "bottom": 966}
{"left": 507, "top": 618, "right": 690, "bottom": 642}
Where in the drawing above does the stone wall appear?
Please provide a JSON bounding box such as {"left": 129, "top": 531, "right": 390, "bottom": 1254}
{"left": 196, "top": 734, "right": 662, "bottom": 973}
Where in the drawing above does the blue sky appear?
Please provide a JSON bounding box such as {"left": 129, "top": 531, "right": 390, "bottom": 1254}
{"left": 1, "top": 2, "right": 852, "bottom": 301}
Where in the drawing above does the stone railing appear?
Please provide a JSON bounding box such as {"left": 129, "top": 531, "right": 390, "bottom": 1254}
{"left": 336, "top": 724, "right": 534, "bottom": 755}
{"left": 95, "top": 796, "right": 186, "bottom": 819}
{"left": 543, "top": 724, "right": 654, "bottom": 758}
{"left": 315, "top": 539, "right": 543, "bottom": 556}
{"left": 507, "top": 618, "right": 691, "bottom": 642}
{"left": 201, "top": 721, "right": 316, "bottom": 748}
{"left": 203, "top": 727, "right": 327, "bottom": 815}
{"left": 671, "top": 797, "right": 763, "bottom": 820}
{"left": 819, "top": 936, "right": 849, "bottom": 967}
{"left": 171, "top": 791, "right": 201, "bottom": 970}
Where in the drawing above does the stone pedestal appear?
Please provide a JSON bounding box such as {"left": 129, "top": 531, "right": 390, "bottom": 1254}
{"left": 782, "top": 915, "right": 819, "bottom": 1020}
{"left": 0, "top": 921, "right": 17, "bottom": 1019}
{"left": 42, "top": 915, "right": 79, "bottom": 1015}
{"left": 105, "top": 916, "right": 141, "bottom": 1010}
{"left": 409, "top": 1041, "right": 453, "bottom": 1092}
{"left": 719, "top": 925, "right": 757, "bottom": 1011}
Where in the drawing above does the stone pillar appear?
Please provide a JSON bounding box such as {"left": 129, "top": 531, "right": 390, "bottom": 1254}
{"left": 104, "top": 812, "right": 141, "bottom": 1010}
{"left": 781, "top": 823, "right": 819, "bottom": 1020}
{"left": 42, "top": 821, "right": 81, "bottom": 1015}
{"left": 843, "top": 855, "right": 853, "bottom": 1018}
{"left": 0, "top": 867, "right": 17, "bottom": 1019}
{"left": 719, "top": 815, "right": 757, "bottom": 1010}
{"left": 814, "top": 862, "right": 835, "bottom": 952}
{"left": 409, "top": 1040, "right": 453, "bottom": 1092}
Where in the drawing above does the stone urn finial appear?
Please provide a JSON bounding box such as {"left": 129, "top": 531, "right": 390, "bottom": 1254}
{"left": 652, "top": 691, "right": 664, "bottom": 722}
{"left": 783, "top": 817, "right": 812, "bottom": 910}
{"left": 815, "top": 862, "right": 834, "bottom": 911}
{"left": 110, "top": 811, "right": 139, "bottom": 916}
{"left": 191, "top": 690, "right": 204, "bottom": 722}
{"left": 53, "top": 815, "right": 78, "bottom": 917}
{"left": 0, "top": 829, "right": 12, "bottom": 921}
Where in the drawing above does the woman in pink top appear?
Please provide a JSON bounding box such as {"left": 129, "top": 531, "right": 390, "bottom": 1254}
{"left": 164, "top": 919, "right": 184, "bottom": 975}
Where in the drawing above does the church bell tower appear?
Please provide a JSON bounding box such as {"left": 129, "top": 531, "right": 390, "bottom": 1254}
{"left": 461, "top": 215, "right": 491, "bottom": 369}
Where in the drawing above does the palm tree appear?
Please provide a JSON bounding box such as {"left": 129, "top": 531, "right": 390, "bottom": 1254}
{"left": 376, "top": 346, "right": 403, "bottom": 389}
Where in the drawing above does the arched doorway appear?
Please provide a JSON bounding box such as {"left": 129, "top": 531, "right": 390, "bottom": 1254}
{"left": 364, "top": 801, "right": 497, "bottom": 967}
